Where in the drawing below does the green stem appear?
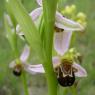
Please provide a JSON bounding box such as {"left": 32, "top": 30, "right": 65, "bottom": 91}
{"left": 39, "top": 15, "right": 58, "bottom": 95}
{"left": 42, "top": 0, "right": 58, "bottom": 95}
{"left": 58, "top": 86, "right": 68, "bottom": 95}
{"left": 21, "top": 72, "right": 29, "bottom": 95}
{"left": 70, "top": 86, "right": 77, "bottom": 95}
{"left": 43, "top": 0, "right": 57, "bottom": 57}
{"left": 43, "top": 60, "right": 58, "bottom": 95}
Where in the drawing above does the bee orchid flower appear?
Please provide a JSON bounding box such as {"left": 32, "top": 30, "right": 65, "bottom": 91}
{"left": 9, "top": 45, "right": 38, "bottom": 76}
{"left": 28, "top": 49, "right": 87, "bottom": 77}
{"left": 27, "top": 48, "right": 87, "bottom": 87}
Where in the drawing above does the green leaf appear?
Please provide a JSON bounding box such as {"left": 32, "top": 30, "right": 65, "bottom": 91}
{"left": 4, "top": 14, "right": 18, "bottom": 57}
{"left": 5, "top": 0, "right": 43, "bottom": 58}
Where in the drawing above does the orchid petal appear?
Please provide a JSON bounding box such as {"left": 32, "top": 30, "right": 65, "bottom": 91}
{"left": 29, "top": 7, "right": 42, "bottom": 21}
{"left": 54, "top": 30, "right": 72, "bottom": 56}
{"left": 55, "top": 12, "right": 84, "bottom": 31}
{"left": 20, "top": 45, "right": 30, "bottom": 62}
{"left": 24, "top": 56, "right": 61, "bottom": 74}
{"left": 36, "top": 0, "right": 42, "bottom": 6}
{"left": 52, "top": 56, "right": 60, "bottom": 67}
{"left": 25, "top": 64, "right": 45, "bottom": 74}
{"left": 9, "top": 60, "right": 16, "bottom": 68}
{"left": 73, "top": 62, "right": 87, "bottom": 77}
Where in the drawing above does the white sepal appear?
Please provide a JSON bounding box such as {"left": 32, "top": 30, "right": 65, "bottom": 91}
{"left": 25, "top": 64, "right": 45, "bottom": 74}
{"left": 54, "top": 30, "right": 72, "bottom": 56}
{"left": 29, "top": 7, "right": 42, "bottom": 21}
{"left": 73, "top": 62, "right": 87, "bottom": 77}
{"left": 20, "top": 45, "right": 30, "bottom": 63}
{"left": 55, "top": 12, "right": 84, "bottom": 31}
{"left": 9, "top": 61, "right": 16, "bottom": 68}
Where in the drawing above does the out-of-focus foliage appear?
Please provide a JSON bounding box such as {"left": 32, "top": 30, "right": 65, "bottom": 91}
{"left": 61, "top": 4, "right": 87, "bottom": 27}
{"left": 0, "top": 0, "right": 95, "bottom": 95}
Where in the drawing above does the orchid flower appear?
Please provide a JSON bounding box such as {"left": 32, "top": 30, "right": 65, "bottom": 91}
{"left": 9, "top": 45, "right": 40, "bottom": 76}
{"left": 25, "top": 47, "right": 87, "bottom": 87}
{"left": 28, "top": 49, "right": 87, "bottom": 77}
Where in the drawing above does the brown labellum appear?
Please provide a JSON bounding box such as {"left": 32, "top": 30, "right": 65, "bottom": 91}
{"left": 13, "top": 64, "right": 22, "bottom": 76}
{"left": 54, "top": 59, "right": 76, "bottom": 87}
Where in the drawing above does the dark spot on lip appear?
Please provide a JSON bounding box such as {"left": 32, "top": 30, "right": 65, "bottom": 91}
{"left": 57, "top": 72, "right": 75, "bottom": 87}
{"left": 13, "top": 64, "right": 22, "bottom": 77}
{"left": 13, "top": 69, "right": 22, "bottom": 76}
{"left": 54, "top": 59, "right": 75, "bottom": 87}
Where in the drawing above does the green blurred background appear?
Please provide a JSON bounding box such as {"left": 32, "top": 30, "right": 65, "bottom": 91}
{"left": 0, "top": 0, "right": 95, "bottom": 95}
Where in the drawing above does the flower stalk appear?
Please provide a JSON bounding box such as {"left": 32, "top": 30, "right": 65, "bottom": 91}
{"left": 42, "top": 0, "right": 58, "bottom": 95}
{"left": 43, "top": 0, "right": 57, "bottom": 57}
{"left": 21, "top": 72, "right": 29, "bottom": 95}
{"left": 70, "top": 86, "right": 77, "bottom": 95}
